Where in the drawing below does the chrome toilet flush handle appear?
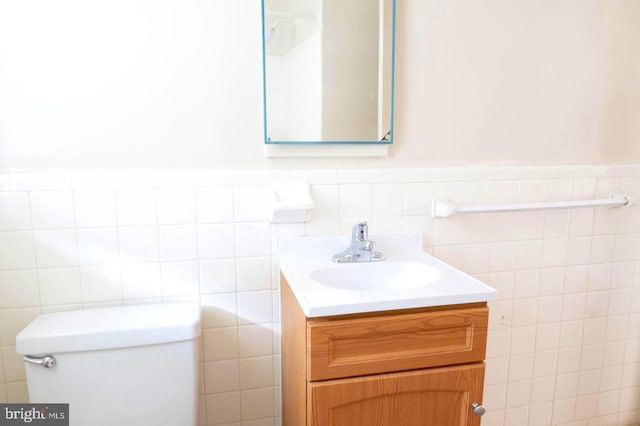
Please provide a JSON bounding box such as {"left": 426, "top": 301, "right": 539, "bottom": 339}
{"left": 23, "top": 355, "right": 57, "bottom": 368}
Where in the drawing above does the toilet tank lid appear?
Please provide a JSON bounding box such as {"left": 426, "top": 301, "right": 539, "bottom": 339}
{"left": 16, "top": 303, "right": 201, "bottom": 355}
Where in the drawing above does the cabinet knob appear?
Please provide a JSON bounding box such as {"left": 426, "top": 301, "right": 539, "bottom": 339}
{"left": 471, "top": 403, "right": 486, "bottom": 417}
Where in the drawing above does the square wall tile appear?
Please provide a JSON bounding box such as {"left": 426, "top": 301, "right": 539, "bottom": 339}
{"left": 483, "top": 384, "right": 507, "bottom": 410}
{"left": 234, "top": 186, "right": 271, "bottom": 222}
{"left": 588, "top": 263, "right": 612, "bottom": 291}
{"left": 77, "top": 228, "right": 119, "bottom": 266}
{"left": 590, "top": 235, "right": 616, "bottom": 263}
{"left": 533, "top": 350, "right": 558, "bottom": 378}
{"left": 537, "top": 296, "right": 563, "bottom": 325}
{"left": 592, "top": 208, "right": 618, "bottom": 236}
{"left": 535, "top": 323, "right": 561, "bottom": 351}
{"left": 580, "top": 343, "right": 604, "bottom": 370}
{"left": 201, "top": 293, "right": 238, "bottom": 328}
{"left": 118, "top": 226, "right": 159, "bottom": 263}
{"left": 203, "top": 327, "right": 239, "bottom": 361}
{"left": 491, "top": 180, "right": 519, "bottom": 204}
{"left": 6, "top": 382, "right": 29, "bottom": 403}
{"left": 599, "top": 365, "right": 623, "bottom": 392}
{"left": 2, "top": 346, "right": 25, "bottom": 382}
{"left": 79, "top": 265, "right": 122, "bottom": 303}
{"left": 514, "top": 270, "right": 540, "bottom": 299}
{"left": 432, "top": 216, "right": 463, "bottom": 246}
{"left": 403, "top": 183, "right": 433, "bottom": 216}
{"left": 597, "top": 390, "right": 620, "bottom": 417}
{"left": 339, "top": 184, "right": 372, "bottom": 218}
{"left": 554, "top": 372, "right": 579, "bottom": 399}
{"left": 236, "top": 257, "right": 271, "bottom": 292}
{"left": 240, "top": 356, "right": 275, "bottom": 390}
{"left": 0, "top": 231, "right": 36, "bottom": 269}
{"left": 200, "top": 259, "right": 237, "bottom": 294}
{"left": 0, "top": 308, "right": 42, "bottom": 346}
{"left": 510, "top": 326, "right": 536, "bottom": 354}
{"left": 116, "top": 189, "right": 157, "bottom": 226}
{"left": 198, "top": 224, "right": 236, "bottom": 259}
{"left": 506, "top": 380, "right": 531, "bottom": 408}
{"left": 159, "top": 225, "right": 198, "bottom": 261}
{"left": 0, "top": 193, "right": 31, "bottom": 231}
{"left": 33, "top": 230, "right": 78, "bottom": 268}
{"left": 562, "top": 294, "right": 586, "bottom": 321}
{"left": 121, "top": 263, "right": 162, "bottom": 300}
{"left": 0, "top": 270, "right": 39, "bottom": 308}
{"left": 531, "top": 376, "right": 556, "bottom": 403}
{"left": 546, "top": 179, "right": 571, "bottom": 202}
{"left": 160, "top": 261, "right": 199, "bottom": 297}
{"left": 569, "top": 209, "right": 594, "bottom": 237}
{"left": 196, "top": 187, "right": 234, "bottom": 223}
{"left": 204, "top": 360, "right": 240, "bottom": 394}
{"left": 309, "top": 185, "right": 339, "bottom": 219}
{"left": 238, "top": 324, "right": 274, "bottom": 358}
{"left": 237, "top": 291, "right": 273, "bottom": 325}
{"left": 30, "top": 191, "right": 75, "bottom": 229}
{"left": 461, "top": 214, "right": 492, "bottom": 244}
{"left": 543, "top": 210, "right": 569, "bottom": 239}
{"left": 571, "top": 177, "right": 596, "bottom": 200}
{"left": 615, "top": 233, "right": 639, "bottom": 262}
{"left": 559, "top": 321, "right": 584, "bottom": 348}
{"left": 515, "top": 240, "right": 543, "bottom": 269}
{"left": 564, "top": 265, "right": 588, "bottom": 294}
{"left": 566, "top": 237, "right": 592, "bottom": 265}
{"left": 373, "top": 184, "right": 403, "bottom": 216}
{"left": 528, "top": 402, "right": 552, "bottom": 426}
{"left": 38, "top": 268, "right": 82, "bottom": 306}
{"left": 464, "top": 177, "right": 494, "bottom": 198}
{"left": 512, "top": 299, "right": 538, "bottom": 326}
{"left": 235, "top": 223, "right": 271, "bottom": 258}
{"left": 489, "top": 242, "right": 516, "bottom": 272}
{"left": 551, "top": 397, "right": 576, "bottom": 424}
{"left": 73, "top": 190, "right": 117, "bottom": 227}
{"left": 205, "top": 391, "right": 241, "bottom": 424}
{"left": 577, "top": 369, "right": 601, "bottom": 397}
{"left": 517, "top": 211, "right": 545, "bottom": 240}
{"left": 156, "top": 188, "right": 196, "bottom": 225}
{"left": 508, "top": 353, "right": 534, "bottom": 382}
{"left": 542, "top": 238, "right": 568, "bottom": 267}
{"left": 241, "top": 387, "right": 275, "bottom": 420}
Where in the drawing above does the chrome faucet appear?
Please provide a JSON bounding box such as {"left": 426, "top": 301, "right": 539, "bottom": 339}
{"left": 332, "top": 222, "right": 385, "bottom": 263}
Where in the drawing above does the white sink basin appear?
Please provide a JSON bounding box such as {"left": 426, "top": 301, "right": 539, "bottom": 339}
{"left": 310, "top": 261, "right": 440, "bottom": 291}
{"left": 279, "top": 232, "right": 497, "bottom": 317}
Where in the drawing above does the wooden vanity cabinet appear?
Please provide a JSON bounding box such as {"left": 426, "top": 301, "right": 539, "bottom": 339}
{"left": 281, "top": 275, "right": 490, "bottom": 426}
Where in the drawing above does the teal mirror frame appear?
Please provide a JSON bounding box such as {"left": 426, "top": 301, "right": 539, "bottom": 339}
{"left": 261, "top": 0, "right": 396, "bottom": 145}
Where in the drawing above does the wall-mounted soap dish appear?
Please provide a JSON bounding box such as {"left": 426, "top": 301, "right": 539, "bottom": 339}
{"left": 270, "top": 182, "right": 315, "bottom": 223}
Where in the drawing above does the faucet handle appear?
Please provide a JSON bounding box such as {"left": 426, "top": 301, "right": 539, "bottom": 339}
{"left": 352, "top": 222, "right": 368, "bottom": 242}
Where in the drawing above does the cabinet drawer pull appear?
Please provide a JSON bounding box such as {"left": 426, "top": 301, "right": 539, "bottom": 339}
{"left": 471, "top": 402, "right": 485, "bottom": 417}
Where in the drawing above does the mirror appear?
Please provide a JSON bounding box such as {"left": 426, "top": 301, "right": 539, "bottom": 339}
{"left": 262, "top": 0, "right": 396, "bottom": 144}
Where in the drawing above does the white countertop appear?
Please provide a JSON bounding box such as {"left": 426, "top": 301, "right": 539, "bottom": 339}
{"left": 279, "top": 232, "right": 497, "bottom": 317}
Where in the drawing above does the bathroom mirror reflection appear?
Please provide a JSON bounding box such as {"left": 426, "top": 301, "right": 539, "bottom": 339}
{"left": 262, "top": 0, "right": 396, "bottom": 144}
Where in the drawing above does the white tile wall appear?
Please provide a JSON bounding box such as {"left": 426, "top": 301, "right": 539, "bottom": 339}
{"left": 0, "top": 166, "right": 639, "bottom": 426}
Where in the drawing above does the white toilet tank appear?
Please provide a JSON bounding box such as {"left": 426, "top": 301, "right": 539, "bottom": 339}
{"left": 16, "top": 303, "right": 201, "bottom": 426}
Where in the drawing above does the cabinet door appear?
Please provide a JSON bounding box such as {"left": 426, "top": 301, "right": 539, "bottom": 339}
{"left": 308, "top": 363, "right": 485, "bottom": 426}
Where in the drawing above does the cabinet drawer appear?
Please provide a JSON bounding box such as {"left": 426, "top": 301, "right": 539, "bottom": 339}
{"left": 307, "top": 306, "right": 488, "bottom": 381}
